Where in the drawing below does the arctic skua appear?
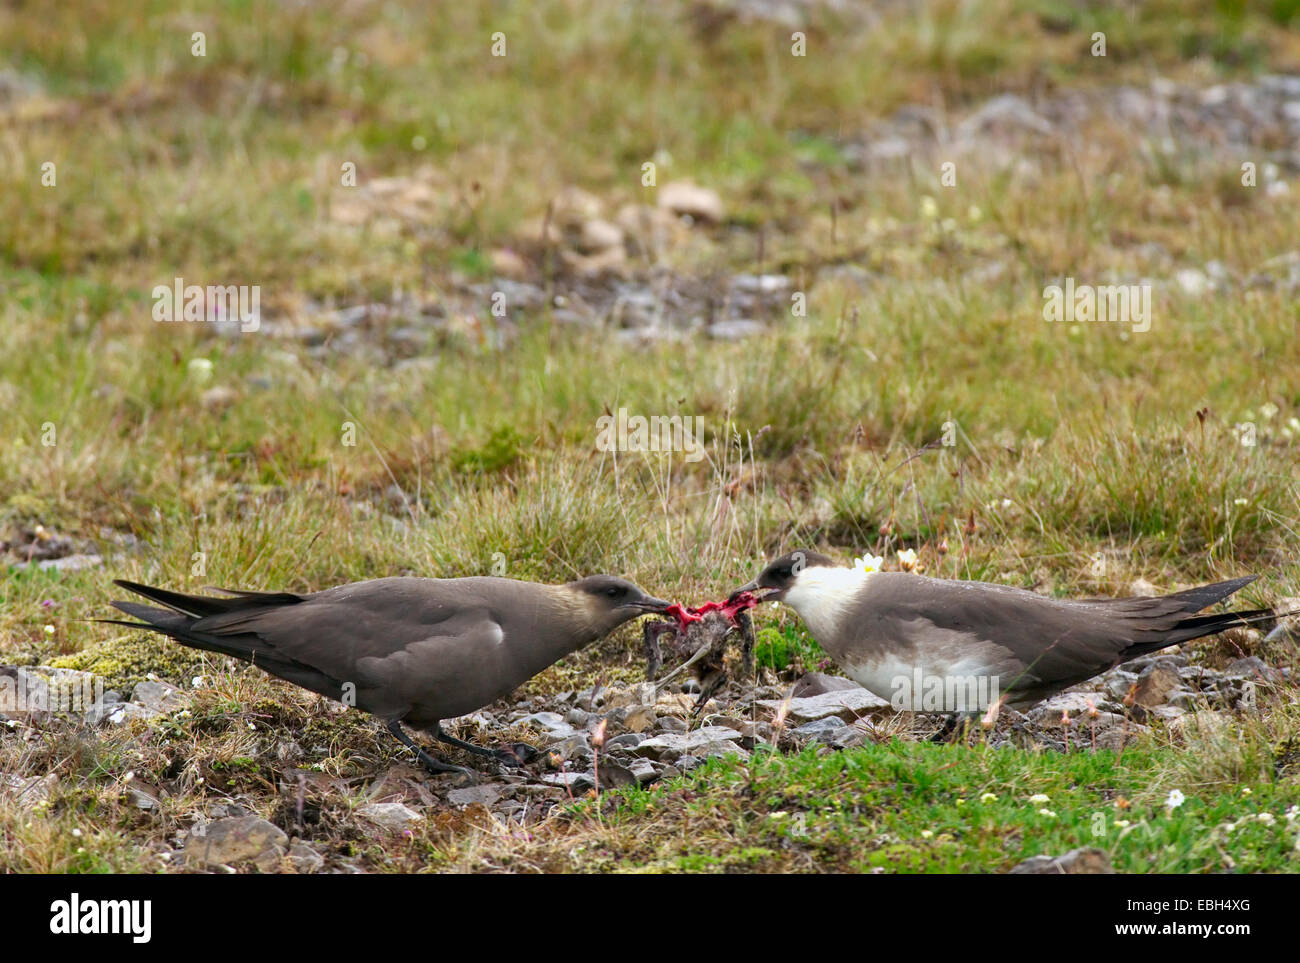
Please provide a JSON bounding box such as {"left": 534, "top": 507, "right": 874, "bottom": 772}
{"left": 731, "top": 550, "right": 1273, "bottom": 715}
{"left": 105, "top": 574, "right": 670, "bottom": 774}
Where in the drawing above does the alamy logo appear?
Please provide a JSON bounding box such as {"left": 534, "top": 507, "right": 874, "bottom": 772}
{"left": 0, "top": 671, "right": 104, "bottom": 713}
{"left": 152, "top": 277, "right": 260, "bottom": 332}
{"left": 1042, "top": 277, "right": 1151, "bottom": 333}
{"left": 595, "top": 407, "right": 706, "bottom": 463}
{"left": 49, "top": 893, "right": 151, "bottom": 943}
{"left": 891, "top": 669, "right": 999, "bottom": 712}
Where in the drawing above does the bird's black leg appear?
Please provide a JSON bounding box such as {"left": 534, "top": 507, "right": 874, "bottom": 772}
{"left": 643, "top": 620, "right": 674, "bottom": 681}
{"left": 930, "top": 714, "right": 960, "bottom": 743}
{"left": 737, "top": 610, "right": 755, "bottom": 680}
{"left": 387, "top": 720, "right": 469, "bottom": 775}
{"left": 433, "top": 722, "right": 538, "bottom": 767}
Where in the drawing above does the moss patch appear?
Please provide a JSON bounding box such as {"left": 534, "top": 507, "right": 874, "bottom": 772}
{"left": 50, "top": 633, "right": 203, "bottom": 693}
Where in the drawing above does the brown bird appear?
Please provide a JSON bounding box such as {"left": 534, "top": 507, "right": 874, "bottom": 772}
{"left": 731, "top": 550, "right": 1275, "bottom": 716}
{"left": 105, "top": 574, "right": 670, "bottom": 774}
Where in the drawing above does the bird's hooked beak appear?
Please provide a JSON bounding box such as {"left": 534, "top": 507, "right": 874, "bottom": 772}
{"left": 634, "top": 594, "right": 673, "bottom": 614}
{"left": 728, "top": 580, "right": 779, "bottom": 604}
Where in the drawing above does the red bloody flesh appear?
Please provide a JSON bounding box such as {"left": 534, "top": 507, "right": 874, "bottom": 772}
{"left": 664, "top": 591, "right": 758, "bottom": 629}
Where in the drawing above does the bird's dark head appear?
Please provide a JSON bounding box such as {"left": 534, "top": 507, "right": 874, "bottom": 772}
{"left": 568, "top": 575, "right": 671, "bottom": 632}
{"left": 728, "top": 550, "right": 835, "bottom": 604}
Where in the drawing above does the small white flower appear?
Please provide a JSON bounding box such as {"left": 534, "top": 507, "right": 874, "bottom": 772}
{"left": 980, "top": 792, "right": 998, "bottom": 803}
{"left": 1166, "top": 789, "right": 1186, "bottom": 809}
{"left": 920, "top": 830, "right": 933, "bottom": 838}
{"left": 1233, "top": 498, "right": 1248, "bottom": 507}
{"left": 853, "top": 554, "right": 884, "bottom": 574}
{"left": 1257, "top": 812, "right": 1276, "bottom": 825}
{"left": 1284, "top": 805, "right": 1298, "bottom": 823}
{"left": 897, "top": 548, "right": 918, "bottom": 571}
{"left": 187, "top": 358, "right": 214, "bottom": 384}
{"left": 1038, "top": 808, "right": 1057, "bottom": 818}
{"left": 42, "top": 624, "right": 55, "bottom": 635}
{"left": 71, "top": 828, "right": 82, "bottom": 838}
{"left": 191, "top": 676, "right": 206, "bottom": 687}
{"left": 1242, "top": 787, "right": 1252, "bottom": 796}
{"left": 1029, "top": 793, "right": 1050, "bottom": 804}
{"left": 1260, "top": 402, "right": 1279, "bottom": 421}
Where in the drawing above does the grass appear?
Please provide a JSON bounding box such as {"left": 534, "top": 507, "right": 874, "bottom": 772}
{"left": 457, "top": 738, "right": 1300, "bottom": 873}
{"left": 2, "top": 0, "right": 1299, "bottom": 872}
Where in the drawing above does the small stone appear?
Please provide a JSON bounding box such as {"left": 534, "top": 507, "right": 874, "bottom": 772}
{"left": 627, "top": 758, "right": 660, "bottom": 785}
{"left": 793, "top": 717, "right": 852, "bottom": 744}
{"left": 447, "top": 783, "right": 504, "bottom": 808}
{"left": 515, "top": 712, "right": 576, "bottom": 741}
{"left": 1010, "top": 847, "right": 1114, "bottom": 874}
{"left": 657, "top": 180, "right": 724, "bottom": 223}
{"left": 84, "top": 701, "right": 161, "bottom": 727}
{"left": 185, "top": 816, "right": 288, "bottom": 869}
{"left": 621, "top": 706, "right": 656, "bottom": 733}
{"left": 604, "top": 733, "right": 643, "bottom": 751}
{"left": 1132, "top": 662, "right": 1182, "bottom": 706}
{"left": 131, "top": 679, "right": 189, "bottom": 713}
{"left": 0, "top": 773, "right": 57, "bottom": 811}
{"left": 706, "top": 320, "right": 764, "bottom": 341}
{"left": 575, "top": 218, "right": 624, "bottom": 254}
{"left": 288, "top": 840, "right": 325, "bottom": 874}
{"left": 358, "top": 802, "right": 423, "bottom": 834}
{"left": 548, "top": 733, "right": 593, "bottom": 763}
{"left": 628, "top": 727, "right": 745, "bottom": 760}
{"left": 597, "top": 761, "right": 639, "bottom": 790}
{"left": 790, "top": 673, "right": 861, "bottom": 699}
{"left": 540, "top": 772, "right": 594, "bottom": 792}
{"left": 758, "top": 688, "right": 889, "bottom": 724}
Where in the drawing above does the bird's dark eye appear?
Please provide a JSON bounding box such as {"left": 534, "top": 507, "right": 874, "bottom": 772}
{"left": 606, "top": 586, "right": 623, "bottom": 597}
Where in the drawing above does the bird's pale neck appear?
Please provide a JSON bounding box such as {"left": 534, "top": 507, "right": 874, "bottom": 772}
{"left": 781, "top": 565, "right": 873, "bottom": 643}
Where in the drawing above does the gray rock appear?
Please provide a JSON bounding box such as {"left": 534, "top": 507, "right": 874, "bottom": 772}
{"left": 84, "top": 701, "right": 161, "bottom": 727}
{"left": 657, "top": 715, "right": 688, "bottom": 733}
{"left": 627, "top": 758, "right": 660, "bottom": 785}
{"left": 1103, "top": 670, "right": 1139, "bottom": 702}
{"left": 288, "top": 840, "right": 325, "bottom": 874}
{"left": 1010, "top": 847, "right": 1114, "bottom": 874}
{"left": 759, "top": 688, "right": 890, "bottom": 724}
{"left": 1223, "top": 656, "right": 1277, "bottom": 681}
{"left": 627, "top": 727, "right": 745, "bottom": 760}
{"left": 1132, "top": 661, "right": 1181, "bottom": 706}
{"left": 604, "top": 733, "right": 643, "bottom": 751}
{"left": 793, "top": 717, "right": 852, "bottom": 744}
{"left": 548, "top": 733, "right": 593, "bottom": 763}
{"left": 564, "top": 707, "right": 589, "bottom": 727}
{"left": 447, "top": 783, "right": 504, "bottom": 808}
{"left": 597, "top": 761, "right": 639, "bottom": 790}
{"left": 0, "top": 773, "right": 57, "bottom": 811}
{"left": 790, "top": 672, "right": 861, "bottom": 699}
{"left": 515, "top": 712, "right": 576, "bottom": 741}
{"left": 706, "top": 320, "right": 765, "bottom": 341}
{"left": 185, "top": 816, "right": 288, "bottom": 870}
{"left": 540, "top": 772, "right": 595, "bottom": 792}
{"left": 358, "top": 802, "right": 423, "bottom": 834}
{"left": 132, "top": 680, "right": 189, "bottom": 713}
